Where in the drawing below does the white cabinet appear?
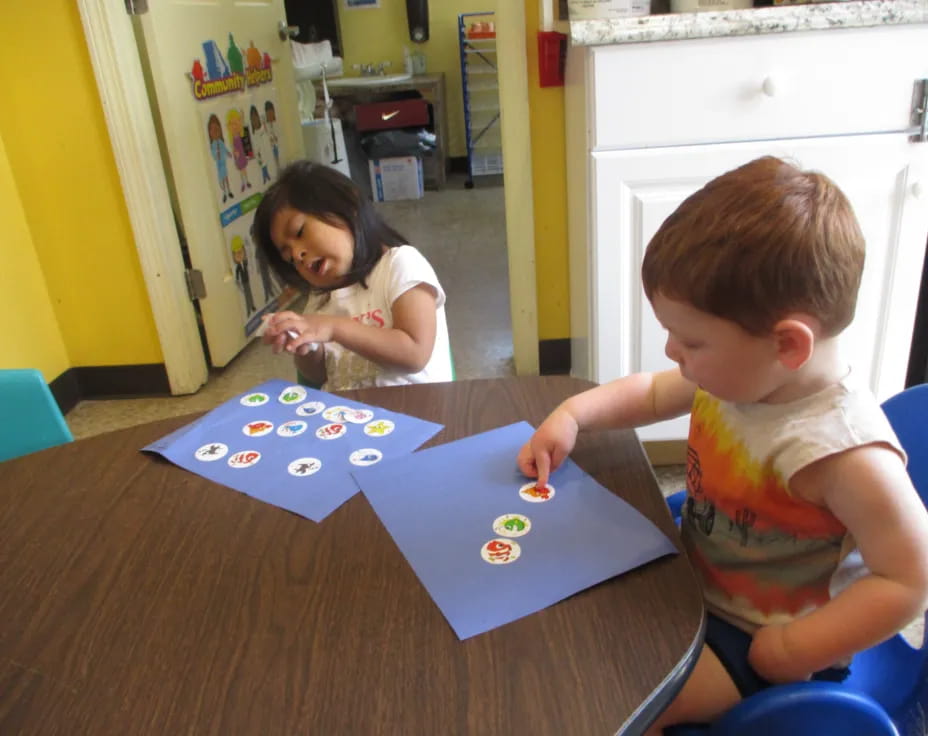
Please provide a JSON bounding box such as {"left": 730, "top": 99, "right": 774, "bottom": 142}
{"left": 566, "top": 24, "right": 928, "bottom": 443}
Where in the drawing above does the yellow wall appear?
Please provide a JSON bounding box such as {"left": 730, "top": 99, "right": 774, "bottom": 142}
{"left": 1, "top": 1, "right": 570, "bottom": 389}
{"left": 337, "top": 0, "right": 498, "bottom": 158}
{"left": 0, "top": 2, "right": 162, "bottom": 375}
{"left": 0, "top": 132, "right": 70, "bottom": 381}
{"left": 523, "top": 0, "right": 570, "bottom": 341}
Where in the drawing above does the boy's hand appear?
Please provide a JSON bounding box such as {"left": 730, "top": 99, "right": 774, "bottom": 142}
{"left": 517, "top": 407, "right": 579, "bottom": 488}
{"left": 748, "top": 623, "right": 811, "bottom": 683}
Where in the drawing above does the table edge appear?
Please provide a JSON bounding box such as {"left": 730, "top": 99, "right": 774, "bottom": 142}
{"left": 617, "top": 607, "right": 707, "bottom": 734}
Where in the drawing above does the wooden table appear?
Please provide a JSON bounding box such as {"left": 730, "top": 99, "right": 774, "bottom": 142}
{"left": 0, "top": 376, "right": 703, "bottom": 735}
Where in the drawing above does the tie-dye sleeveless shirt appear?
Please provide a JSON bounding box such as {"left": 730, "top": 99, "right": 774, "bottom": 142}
{"left": 682, "top": 377, "right": 904, "bottom": 633}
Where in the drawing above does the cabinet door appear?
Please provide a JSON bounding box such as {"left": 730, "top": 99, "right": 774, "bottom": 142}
{"left": 590, "top": 135, "right": 928, "bottom": 442}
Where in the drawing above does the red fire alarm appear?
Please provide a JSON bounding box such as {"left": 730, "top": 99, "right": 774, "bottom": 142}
{"left": 537, "top": 31, "right": 568, "bottom": 87}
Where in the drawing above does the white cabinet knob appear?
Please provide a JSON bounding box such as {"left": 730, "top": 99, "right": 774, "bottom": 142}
{"left": 913, "top": 181, "right": 924, "bottom": 199}
{"left": 761, "top": 76, "right": 779, "bottom": 97}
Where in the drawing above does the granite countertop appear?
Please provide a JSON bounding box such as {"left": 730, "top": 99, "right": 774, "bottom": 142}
{"left": 570, "top": 0, "right": 928, "bottom": 45}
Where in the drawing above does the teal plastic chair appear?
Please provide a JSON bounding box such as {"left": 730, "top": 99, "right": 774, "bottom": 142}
{"left": 665, "top": 383, "right": 928, "bottom": 736}
{"left": 0, "top": 369, "right": 73, "bottom": 462}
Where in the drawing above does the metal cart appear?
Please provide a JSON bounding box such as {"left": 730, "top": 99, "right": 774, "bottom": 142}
{"left": 457, "top": 11, "right": 502, "bottom": 188}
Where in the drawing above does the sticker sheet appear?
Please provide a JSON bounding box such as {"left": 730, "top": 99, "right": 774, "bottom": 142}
{"left": 143, "top": 379, "right": 443, "bottom": 522}
{"left": 353, "top": 421, "right": 677, "bottom": 640}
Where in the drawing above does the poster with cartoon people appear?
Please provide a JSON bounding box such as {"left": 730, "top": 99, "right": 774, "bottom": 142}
{"left": 223, "top": 216, "right": 289, "bottom": 335}
{"left": 191, "top": 33, "right": 291, "bottom": 337}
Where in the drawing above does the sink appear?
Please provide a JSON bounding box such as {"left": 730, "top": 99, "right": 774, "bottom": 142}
{"left": 325, "top": 73, "right": 413, "bottom": 88}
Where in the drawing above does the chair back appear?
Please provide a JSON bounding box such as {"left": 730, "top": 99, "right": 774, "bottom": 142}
{"left": 881, "top": 383, "right": 928, "bottom": 509}
{"left": 0, "top": 369, "right": 73, "bottom": 462}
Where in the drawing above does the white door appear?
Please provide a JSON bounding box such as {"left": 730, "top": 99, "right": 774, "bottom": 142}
{"left": 138, "top": 1, "right": 304, "bottom": 367}
{"left": 591, "top": 134, "right": 928, "bottom": 442}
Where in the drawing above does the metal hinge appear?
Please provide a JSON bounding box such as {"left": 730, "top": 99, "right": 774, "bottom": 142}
{"left": 124, "top": 0, "right": 148, "bottom": 15}
{"left": 184, "top": 269, "right": 207, "bottom": 301}
{"left": 910, "top": 79, "right": 928, "bottom": 143}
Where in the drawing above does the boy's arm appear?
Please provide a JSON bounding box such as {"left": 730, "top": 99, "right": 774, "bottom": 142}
{"left": 560, "top": 367, "right": 695, "bottom": 431}
{"left": 749, "top": 444, "right": 928, "bottom": 682}
{"left": 518, "top": 368, "right": 695, "bottom": 485}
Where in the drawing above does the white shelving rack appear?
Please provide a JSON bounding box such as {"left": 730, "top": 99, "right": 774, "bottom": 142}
{"left": 457, "top": 11, "right": 502, "bottom": 188}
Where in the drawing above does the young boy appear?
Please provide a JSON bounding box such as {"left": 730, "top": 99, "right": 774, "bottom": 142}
{"left": 517, "top": 157, "right": 928, "bottom": 733}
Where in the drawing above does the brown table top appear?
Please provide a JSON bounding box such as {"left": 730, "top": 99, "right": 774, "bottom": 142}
{"left": 0, "top": 376, "right": 703, "bottom": 735}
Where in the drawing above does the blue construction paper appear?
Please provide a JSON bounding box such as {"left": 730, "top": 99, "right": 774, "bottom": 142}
{"left": 354, "top": 421, "right": 677, "bottom": 640}
{"left": 143, "top": 379, "right": 443, "bottom": 522}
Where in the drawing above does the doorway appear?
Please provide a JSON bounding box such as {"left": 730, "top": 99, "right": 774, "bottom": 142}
{"left": 78, "top": 0, "right": 537, "bottom": 394}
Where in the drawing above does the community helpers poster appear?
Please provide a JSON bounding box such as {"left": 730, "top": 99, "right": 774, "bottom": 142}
{"left": 190, "top": 33, "right": 297, "bottom": 337}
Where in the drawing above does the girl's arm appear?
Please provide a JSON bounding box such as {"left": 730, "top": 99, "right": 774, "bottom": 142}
{"left": 749, "top": 444, "right": 928, "bottom": 682}
{"left": 517, "top": 368, "right": 696, "bottom": 486}
{"left": 273, "top": 284, "right": 439, "bottom": 374}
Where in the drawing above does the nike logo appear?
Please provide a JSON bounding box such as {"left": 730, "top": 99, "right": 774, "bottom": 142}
{"left": 381, "top": 110, "right": 400, "bottom": 121}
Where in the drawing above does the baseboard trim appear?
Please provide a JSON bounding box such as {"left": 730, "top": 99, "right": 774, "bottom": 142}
{"left": 539, "top": 338, "right": 570, "bottom": 375}
{"left": 51, "top": 363, "right": 171, "bottom": 414}
{"left": 49, "top": 371, "right": 83, "bottom": 416}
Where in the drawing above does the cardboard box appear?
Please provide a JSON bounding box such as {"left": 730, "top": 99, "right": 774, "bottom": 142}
{"left": 368, "top": 156, "right": 424, "bottom": 202}
{"left": 567, "top": 0, "right": 649, "bottom": 20}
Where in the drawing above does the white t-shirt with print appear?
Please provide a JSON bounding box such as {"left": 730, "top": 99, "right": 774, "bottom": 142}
{"left": 304, "top": 245, "right": 452, "bottom": 390}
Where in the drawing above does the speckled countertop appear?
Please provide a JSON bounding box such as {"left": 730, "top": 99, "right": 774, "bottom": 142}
{"left": 570, "top": 0, "right": 928, "bottom": 45}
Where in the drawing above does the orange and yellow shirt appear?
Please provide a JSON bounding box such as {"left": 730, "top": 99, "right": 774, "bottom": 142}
{"left": 681, "top": 379, "right": 904, "bottom": 632}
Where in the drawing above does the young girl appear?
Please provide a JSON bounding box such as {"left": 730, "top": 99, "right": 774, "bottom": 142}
{"left": 252, "top": 160, "right": 453, "bottom": 391}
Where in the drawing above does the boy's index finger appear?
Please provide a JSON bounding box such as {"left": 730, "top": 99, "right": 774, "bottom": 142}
{"left": 534, "top": 451, "right": 550, "bottom": 489}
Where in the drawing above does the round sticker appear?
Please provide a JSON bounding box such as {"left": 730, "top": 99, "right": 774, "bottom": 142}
{"left": 316, "top": 423, "right": 347, "bottom": 440}
{"left": 518, "top": 481, "right": 555, "bottom": 503}
{"left": 194, "top": 442, "right": 228, "bottom": 462}
{"left": 480, "top": 539, "right": 521, "bottom": 565}
{"left": 277, "top": 420, "right": 308, "bottom": 437}
{"left": 322, "top": 405, "right": 353, "bottom": 422}
{"left": 492, "top": 513, "right": 532, "bottom": 538}
{"left": 278, "top": 385, "right": 307, "bottom": 405}
{"left": 343, "top": 408, "right": 374, "bottom": 424}
{"left": 287, "top": 457, "right": 322, "bottom": 477}
{"left": 228, "top": 450, "right": 261, "bottom": 468}
{"left": 242, "top": 420, "right": 274, "bottom": 437}
{"left": 363, "top": 419, "right": 395, "bottom": 437}
{"left": 349, "top": 448, "right": 383, "bottom": 466}
{"left": 240, "top": 391, "right": 269, "bottom": 407}
{"left": 296, "top": 401, "right": 325, "bottom": 417}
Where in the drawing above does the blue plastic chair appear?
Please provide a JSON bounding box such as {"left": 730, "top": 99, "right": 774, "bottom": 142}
{"left": 0, "top": 369, "right": 73, "bottom": 462}
{"left": 664, "top": 383, "right": 928, "bottom": 736}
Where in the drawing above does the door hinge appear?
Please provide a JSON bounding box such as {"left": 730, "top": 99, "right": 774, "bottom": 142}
{"left": 125, "top": 0, "right": 148, "bottom": 15}
{"left": 185, "top": 269, "right": 207, "bottom": 301}
{"left": 910, "top": 79, "right": 928, "bottom": 143}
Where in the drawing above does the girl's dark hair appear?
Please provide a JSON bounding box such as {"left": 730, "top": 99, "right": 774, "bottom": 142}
{"left": 252, "top": 160, "right": 407, "bottom": 293}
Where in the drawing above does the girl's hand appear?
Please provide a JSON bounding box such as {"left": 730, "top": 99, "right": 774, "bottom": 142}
{"left": 517, "top": 407, "right": 579, "bottom": 488}
{"left": 263, "top": 311, "right": 337, "bottom": 353}
{"left": 748, "top": 624, "right": 811, "bottom": 683}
